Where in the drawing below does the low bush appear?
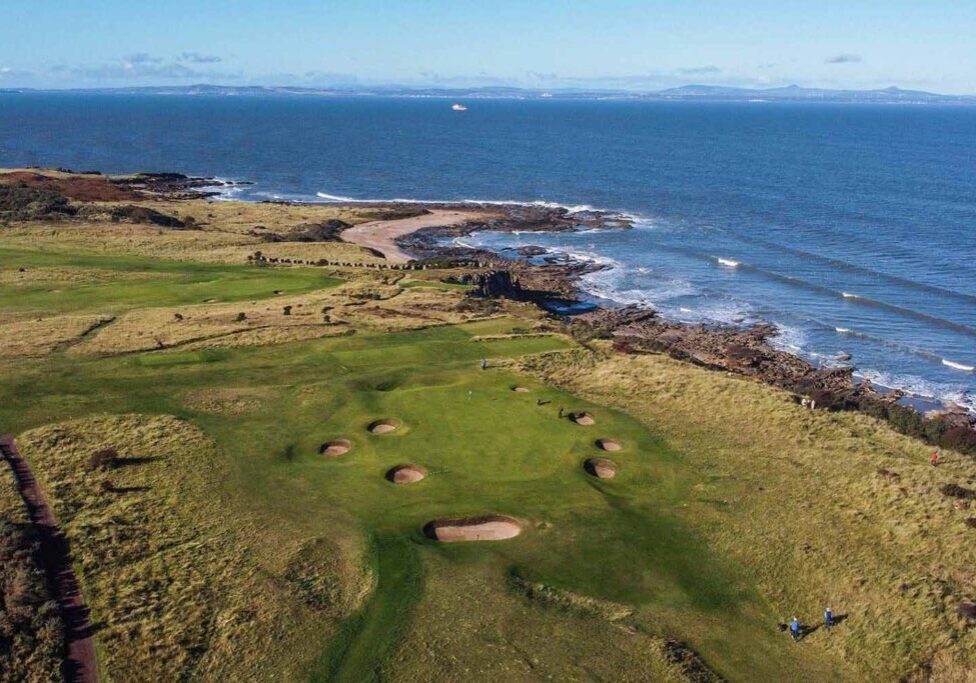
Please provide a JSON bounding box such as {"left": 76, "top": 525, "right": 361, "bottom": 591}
{"left": 0, "top": 522, "right": 65, "bottom": 680}
{"left": 942, "top": 426, "right": 976, "bottom": 453}
{"left": 89, "top": 447, "right": 118, "bottom": 471}
{"left": 940, "top": 483, "right": 976, "bottom": 500}
{"left": 0, "top": 184, "right": 76, "bottom": 221}
{"left": 107, "top": 205, "right": 186, "bottom": 228}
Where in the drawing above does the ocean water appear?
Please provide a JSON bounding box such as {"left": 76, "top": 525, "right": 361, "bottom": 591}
{"left": 2, "top": 93, "right": 975, "bottom": 410}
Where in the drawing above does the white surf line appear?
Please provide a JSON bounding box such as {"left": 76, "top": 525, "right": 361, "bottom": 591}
{"left": 942, "top": 359, "right": 975, "bottom": 373}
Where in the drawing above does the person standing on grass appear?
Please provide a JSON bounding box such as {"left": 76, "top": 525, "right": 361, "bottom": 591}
{"left": 558, "top": 406, "right": 564, "bottom": 419}
{"left": 931, "top": 451, "right": 940, "bottom": 467}
{"left": 481, "top": 357, "right": 488, "bottom": 370}
{"left": 824, "top": 607, "right": 834, "bottom": 633}
{"left": 790, "top": 616, "right": 801, "bottom": 641}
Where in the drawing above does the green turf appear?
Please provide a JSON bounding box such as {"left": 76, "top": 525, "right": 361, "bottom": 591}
{"left": 0, "top": 313, "right": 804, "bottom": 680}
{"left": 0, "top": 246, "right": 341, "bottom": 314}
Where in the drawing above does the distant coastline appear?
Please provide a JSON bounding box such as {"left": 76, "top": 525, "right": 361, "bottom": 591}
{"left": 4, "top": 83, "right": 976, "bottom": 105}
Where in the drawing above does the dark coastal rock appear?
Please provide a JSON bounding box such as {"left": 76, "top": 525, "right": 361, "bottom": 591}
{"left": 396, "top": 202, "right": 632, "bottom": 261}
{"left": 112, "top": 172, "right": 230, "bottom": 199}
{"left": 471, "top": 265, "right": 590, "bottom": 304}
{"left": 518, "top": 245, "right": 548, "bottom": 256}
{"left": 566, "top": 306, "right": 857, "bottom": 396}
{"left": 473, "top": 270, "right": 520, "bottom": 298}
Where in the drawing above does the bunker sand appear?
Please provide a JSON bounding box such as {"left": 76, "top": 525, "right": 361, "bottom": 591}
{"left": 423, "top": 515, "right": 522, "bottom": 542}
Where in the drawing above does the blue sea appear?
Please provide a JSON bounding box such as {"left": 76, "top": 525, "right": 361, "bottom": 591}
{"left": 2, "top": 93, "right": 975, "bottom": 411}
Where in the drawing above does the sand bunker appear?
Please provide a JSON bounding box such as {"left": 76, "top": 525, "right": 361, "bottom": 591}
{"left": 319, "top": 438, "right": 352, "bottom": 457}
{"left": 512, "top": 386, "right": 531, "bottom": 393}
{"left": 368, "top": 419, "right": 398, "bottom": 434}
{"left": 584, "top": 458, "right": 618, "bottom": 479}
{"left": 571, "top": 412, "right": 596, "bottom": 426}
{"left": 423, "top": 515, "right": 522, "bottom": 542}
{"left": 386, "top": 464, "right": 428, "bottom": 484}
{"left": 596, "top": 438, "right": 622, "bottom": 452}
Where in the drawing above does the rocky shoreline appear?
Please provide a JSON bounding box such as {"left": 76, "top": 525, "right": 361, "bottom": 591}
{"left": 398, "top": 203, "right": 976, "bottom": 452}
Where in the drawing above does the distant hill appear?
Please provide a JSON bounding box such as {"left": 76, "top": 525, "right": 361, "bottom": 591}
{"left": 655, "top": 84, "right": 970, "bottom": 103}
{"left": 3, "top": 83, "right": 975, "bottom": 105}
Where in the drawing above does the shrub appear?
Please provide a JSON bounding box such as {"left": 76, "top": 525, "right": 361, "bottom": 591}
{"left": 0, "top": 522, "right": 65, "bottom": 678}
{"left": 886, "top": 404, "right": 925, "bottom": 438}
{"left": 108, "top": 205, "right": 186, "bottom": 228}
{"left": 0, "top": 184, "right": 76, "bottom": 221}
{"left": 941, "top": 426, "right": 976, "bottom": 454}
{"left": 940, "top": 483, "right": 976, "bottom": 500}
{"left": 808, "top": 390, "right": 838, "bottom": 410}
{"left": 89, "top": 447, "right": 118, "bottom": 471}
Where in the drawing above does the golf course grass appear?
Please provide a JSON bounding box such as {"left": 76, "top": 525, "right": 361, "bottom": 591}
{"left": 4, "top": 191, "right": 976, "bottom": 681}
{"left": 0, "top": 310, "right": 826, "bottom": 680}
{"left": 0, "top": 246, "right": 342, "bottom": 315}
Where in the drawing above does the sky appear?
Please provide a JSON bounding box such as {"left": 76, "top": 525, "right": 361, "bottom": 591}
{"left": 2, "top": 1, "right": 976, "bottom": 93}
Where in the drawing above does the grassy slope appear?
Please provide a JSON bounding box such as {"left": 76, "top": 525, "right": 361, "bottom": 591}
{"left": 518, "top": 346, "right": 976, "bottom": 681}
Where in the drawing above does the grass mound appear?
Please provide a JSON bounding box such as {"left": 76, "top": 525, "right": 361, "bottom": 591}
{"left": 283, "top": 537, "right": 375, "bottom": 618}
{"left": 423, "top": 515, "right": 523, "bottom": 542}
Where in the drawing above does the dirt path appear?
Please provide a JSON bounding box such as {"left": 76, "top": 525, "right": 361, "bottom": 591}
{"left": 340, "top": 209, "right": 493, "bottom": 262}
{"left": 0, "top": 435, "right": 99, "bottom": 683}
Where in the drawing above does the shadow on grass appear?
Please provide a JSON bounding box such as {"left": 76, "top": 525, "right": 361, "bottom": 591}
{"left": 108, "top": 485, "right": 151, "bottom": 494}
{"left": 113, "top": 456, "right": 160, "bottom": 468}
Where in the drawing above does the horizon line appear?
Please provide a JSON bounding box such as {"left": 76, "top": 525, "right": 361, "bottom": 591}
{"left": 3, "top": 82, "right": 976, "bottom": 98}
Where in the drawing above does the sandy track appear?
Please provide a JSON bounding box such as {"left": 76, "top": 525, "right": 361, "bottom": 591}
{"left": 340, "top": 209, "right": 491, "bottom": 262}
{"left": 0, "top": 435, "right": 99, "bottom": 683}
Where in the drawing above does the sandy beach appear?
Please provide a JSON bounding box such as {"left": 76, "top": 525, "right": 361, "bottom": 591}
{"left": 340, "top": 208, "right": 494, "bottom": 262}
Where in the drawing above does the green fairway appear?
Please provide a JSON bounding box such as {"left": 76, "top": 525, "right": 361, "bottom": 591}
{"left": 0, "top": 246, "right": 342, "bottom": 314}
